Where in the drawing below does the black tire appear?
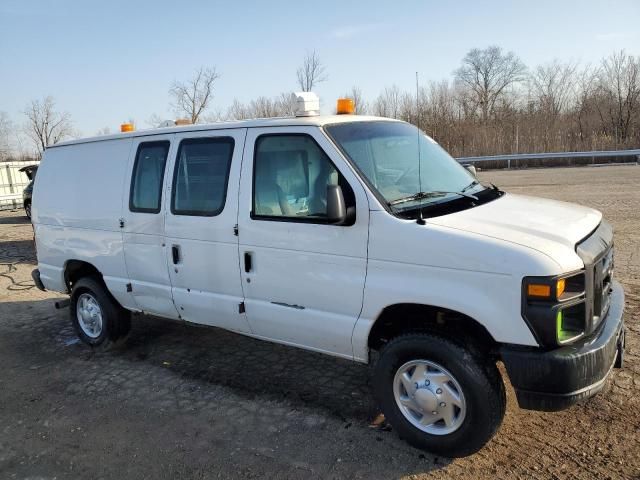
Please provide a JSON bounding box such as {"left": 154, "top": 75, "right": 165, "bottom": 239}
{"left": 24, "top": 202, "right": 31, "bottom": 220}
{"left": 373, "top": 333, "right": 506, "bottom": 458}
{"left": 70, "top": 276, "right": 131, "bottom": 351}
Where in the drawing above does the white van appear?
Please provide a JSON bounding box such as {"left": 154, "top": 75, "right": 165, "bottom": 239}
{"left": 31, "top": 95, "right": 625, "bottom": 457}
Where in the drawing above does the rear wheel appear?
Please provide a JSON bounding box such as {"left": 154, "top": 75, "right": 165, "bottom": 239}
{"left": 373, "top": 333, "right": 505, "bottom": 457}
{"left": 24, "top": 201, "right": 31, "bottom": 220}
{"left": 70, "top": 277, "right": 131, "bottom": 351}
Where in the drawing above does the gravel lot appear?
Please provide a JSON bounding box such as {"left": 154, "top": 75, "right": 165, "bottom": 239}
{"left": 0, "top": 165, "right": 638, "bottom": 479}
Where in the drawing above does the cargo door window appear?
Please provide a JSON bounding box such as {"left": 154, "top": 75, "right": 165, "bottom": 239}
{"left": 129, "top": 141, "right": 170, "bottom": 213}
{"left": 171, "top": 137, "right": 234, "bottom": 216}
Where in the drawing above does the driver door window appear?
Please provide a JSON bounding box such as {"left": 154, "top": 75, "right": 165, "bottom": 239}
{"left": 252, "top": 134, "right": 352, "bottom": 222}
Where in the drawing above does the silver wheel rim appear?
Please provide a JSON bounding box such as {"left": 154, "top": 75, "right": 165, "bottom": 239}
{"left": 393, "top": 359, "right": 466, "bottom": 435}
{"left": 76, "top": 293, "right": 103, "bottom": 339}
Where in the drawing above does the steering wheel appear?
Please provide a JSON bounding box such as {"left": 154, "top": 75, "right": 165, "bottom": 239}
{"left": 394, "top": 165, "right": 418, "bottom": 186}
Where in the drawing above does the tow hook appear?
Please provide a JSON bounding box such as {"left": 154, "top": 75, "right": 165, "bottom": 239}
{"left": 614, "top": 330, "right": 625, "bottom": 369}
{"left": 54, "top": 298, "right": 70, "bottom": 310}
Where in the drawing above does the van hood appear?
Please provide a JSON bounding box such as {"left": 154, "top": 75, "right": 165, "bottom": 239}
{"left": 429, "top": 193, "right": 601, "bottom": 269}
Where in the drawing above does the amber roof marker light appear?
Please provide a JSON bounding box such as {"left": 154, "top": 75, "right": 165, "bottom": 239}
{"left": 336, "top": 98, "right": 355, "bottom": 115}
{"left": 120, "top": 122, "right": 135, "bottom": 133}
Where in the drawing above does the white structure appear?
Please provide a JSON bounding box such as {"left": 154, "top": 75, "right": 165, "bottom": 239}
{"left": 0, "top": 161, "right": 38, "bottom": 210}
{"left": 30, "top": 101, "right": 625, "bottom": 457}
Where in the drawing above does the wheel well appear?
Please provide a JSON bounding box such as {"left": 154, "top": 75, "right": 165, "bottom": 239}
{"left": 64, "top": 260, "right": 102, "bottom": 293}
{"left": 368, "top": 303, "right": 497, "bottom": 355}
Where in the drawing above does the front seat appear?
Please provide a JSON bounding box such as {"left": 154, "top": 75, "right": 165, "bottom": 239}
{"left": 309, "top": 163, "right": 338, "bottom": 216}
{"left": 254, "top": 154, "right": 294, "bottom": 217}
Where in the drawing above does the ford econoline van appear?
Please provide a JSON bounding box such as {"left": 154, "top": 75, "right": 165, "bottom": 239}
{"left": 30, "top": 94, "right": 625, "bottom": 457}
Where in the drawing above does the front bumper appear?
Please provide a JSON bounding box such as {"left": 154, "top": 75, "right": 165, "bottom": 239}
{"left": 501, "top": 280, "right": 625, "bottom": 411}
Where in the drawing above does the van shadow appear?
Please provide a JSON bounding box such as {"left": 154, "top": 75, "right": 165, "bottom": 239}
{"left": 0, "top": 213, "right": 31, "bottom": 225}
{"left": 1, "top": 297, "right": 453, "bottom": 474}
{"left": 125, "top": 314, "right": 378, "bottom": 421}
{"left": 0, "top": 239, "right": 37, "bottom": 264}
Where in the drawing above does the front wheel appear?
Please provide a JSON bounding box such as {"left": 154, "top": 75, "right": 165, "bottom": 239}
{"left": 373, "top": 333, "right": 505, "bottom": 457}
{"left": 70, "top": 276, "right": 131, "bottom": 351}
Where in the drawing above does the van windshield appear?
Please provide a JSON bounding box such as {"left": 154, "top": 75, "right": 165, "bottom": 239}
{"left": 325, "top": 121, "right": 486, "bottom": 212}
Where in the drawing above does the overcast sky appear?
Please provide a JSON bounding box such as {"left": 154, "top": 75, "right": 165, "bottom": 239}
{"left": 1, "top": 0, "right": 639, "bottom": 137}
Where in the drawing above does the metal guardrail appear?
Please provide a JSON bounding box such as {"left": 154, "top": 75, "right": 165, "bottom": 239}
{"left": 457, "top": 149, "right": 640, "bottom": 168}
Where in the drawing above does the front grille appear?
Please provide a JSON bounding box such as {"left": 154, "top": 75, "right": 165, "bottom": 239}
{"left": 592, "top": 245, "right": 614, "bottom": 329}
{"left": 576, "top": 221, "right": 614, "bottom": 335}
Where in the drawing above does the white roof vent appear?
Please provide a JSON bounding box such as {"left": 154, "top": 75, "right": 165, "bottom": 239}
{"left": 156, "top": 119, "right": 192, "bottom": 128}
{"left": 292, "top": 91, "right": 320, "bottom": 117}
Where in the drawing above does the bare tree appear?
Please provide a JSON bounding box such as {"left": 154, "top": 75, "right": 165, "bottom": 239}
{"left": 455, "top": 46, "right": 527, "bottom": 121}
{"left": 531, "top": 60, "right": 578, "bottom": 119}
{"left": 296, "top": 50, "right": 328, "bottom": 92}
{"left": 595, "top": 50, "right": 640, "bottom": 143}
{"left": 0, "top": 111, "right": 12, "bottom": 161}
{"left": 219, "top": 47, "right": 640, "bottom": 157}
{"left": 226, "top": 99, "right": 251, "bottom": 120}
{"left": 274, "top": 92, "right": 298, "bottom": 116}
{"left": 170, "top": 67, "right": 220, "bottom": 124}
{"left": 250, "top": 97, "right": 280, "bottom": 118}
{"left": 343, "top": 86, "right": 367, "bottom": 114}
{"left": 203, "top": 106, "right": 226, "bottom": 124}
{"left": 398, "top": 92, "right": 416, "bottom": 122}
{"left": 373, "top": 85, "right": 402, "bottom": 118}
{"left": 529, "top": 61, "right": 578, "bottom": 149}
{"left": 145, "top": 113, "right": 166, "bottom": 128}
{"left": 23, "top": 96, "right": 73, "bottom": 158}
{"left": 570, "top": 65, "right": 598, "bottom": 147}
{"left": 95, "top": 126, "right": 112, "bottom": 136}
{"left": 418, "top": 81, "right": 459, "bottom": 140}
{"left": 226, "top": 92, "right": 297, "bottom": 121}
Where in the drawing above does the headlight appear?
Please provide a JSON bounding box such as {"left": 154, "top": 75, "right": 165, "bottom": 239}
{"left": 522, "top": 272, "right": 586, "bottom": 347}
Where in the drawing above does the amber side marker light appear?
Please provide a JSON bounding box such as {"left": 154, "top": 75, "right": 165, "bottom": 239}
{"left": 556, "top": 278, "right": 566, "bottom": 297}
{"left": 336, "top": 98, "right": 355, "bottom": 115}
{"left": 120, "top": 123, "right": 135, "bottom": 133}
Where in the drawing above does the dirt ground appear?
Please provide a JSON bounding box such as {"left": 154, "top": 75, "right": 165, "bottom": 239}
{"left": 0, "top": 165, "right": 638, "bottom": 480}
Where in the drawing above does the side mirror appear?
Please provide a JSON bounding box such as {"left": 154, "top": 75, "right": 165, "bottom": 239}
{"left": 464, "top": 164, "right": 477, "bottom": 177}
{"left": 327, "top": 184, "right": 347, "bottom": 224}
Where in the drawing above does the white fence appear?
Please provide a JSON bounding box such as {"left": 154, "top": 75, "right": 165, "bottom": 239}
{"left": 0, "top": 161, "right": 39, "bottom": 211}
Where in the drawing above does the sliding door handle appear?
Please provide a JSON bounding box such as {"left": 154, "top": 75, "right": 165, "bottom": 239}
{"left": 172, "top": 245, "right": 181, "bottom": 264}
{"left": 244, "top": 252, "right": 253, "bottom": 273}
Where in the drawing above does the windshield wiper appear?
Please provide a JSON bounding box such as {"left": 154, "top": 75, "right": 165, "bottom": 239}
{"left": 461, "top": 180, "right": 479, "bottom": 193}
{"left": 389, "top": 190, "right": 478, "bottom": 206}
{"left": 489, "top": 182, "right": 503, "bottom": 194}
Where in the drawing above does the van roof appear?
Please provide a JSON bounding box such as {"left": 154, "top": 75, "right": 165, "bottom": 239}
{"left": 51, "top": 114, "right": 401, "bottom": 148}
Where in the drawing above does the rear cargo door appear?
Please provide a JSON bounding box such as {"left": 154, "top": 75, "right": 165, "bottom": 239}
{"left": 163, "top": 128, "right": 251, "bottom": 333}
{"left": 122, "top": 134, "right": 180, "bottom": 319}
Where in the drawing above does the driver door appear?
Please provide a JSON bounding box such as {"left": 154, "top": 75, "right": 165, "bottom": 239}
{"left": 237, "top": 126, "right": 370, "bottom": 358}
